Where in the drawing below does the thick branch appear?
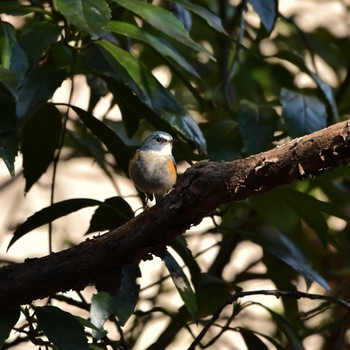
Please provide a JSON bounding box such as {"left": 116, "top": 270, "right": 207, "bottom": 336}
{"left": 1, "top": 120, "right": 350, "bottom": 307}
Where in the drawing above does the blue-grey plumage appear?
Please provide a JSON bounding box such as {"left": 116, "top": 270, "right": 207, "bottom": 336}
{"left": 129, "top": 131, "right": 177, "bottom": 202}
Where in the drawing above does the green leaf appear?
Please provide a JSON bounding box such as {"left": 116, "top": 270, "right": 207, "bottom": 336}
{"left": 281, "top": 88, "right": 327, "bottom": 137}
{"left": 168, "top": 0, "right": 229, "bottom": 36}
{"left": 240, "top": 328, "right": 269, "bottom": 350}
{"left": 86, "top": 196, "right": 134, "bottom": 234}
{"left": 7, "top": 198, "right": 103, "bottom": 250}
{"left": 16, "top": 66, "right": 67, "bottom": 130}
{"left": 112, "top": 0, "right": 213, "bottom": 59}
{"left": 69, "top": 105, "right": 131, "bottom": 173}
{"left": 21, "top": 103, "right": 63, "bottom": 192}
{"left": 0, "top": 21, "right": 16, "bottom": 69}
{"left": 90, "top": 264, "right": 141, "bottom": 334}
{"left": 0, "top": 307, "right": 20, "bottom": 345}
{"left": 164, "top": 250, "right": 198, "bottom": 321}
{"left": 248, "top": 0, "right": 277, "bottom": 33}
{"left": 0, "top": 67, "right": 19, "bottom": 100}
{"left": 18, "top": 21, "right": 61, "bottom": 68}
{"left": 36, "top": 306, "right": 89, "bottom": 350}
{"left": 238, "top": 100, "right": 277, "bottom": 154}
{"left": 107, "top": 21, "right": 199, "bottom": 78}
{"left": 96, "top": 41, "right": 207, "bottom": 153}
{"left": 0, "top": 3, "right": 44, "bottom": 16}
{"left": 53, "top": 0, "right": 111, "bottom": 40}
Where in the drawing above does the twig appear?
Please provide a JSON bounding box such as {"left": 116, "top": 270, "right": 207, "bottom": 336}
{"left": 187, "top": 289, "right": 350, "bottom": 350}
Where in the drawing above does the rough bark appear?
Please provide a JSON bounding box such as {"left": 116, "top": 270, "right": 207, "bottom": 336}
{"left": 1, "top": 120, "right": 350, "bottom": 308}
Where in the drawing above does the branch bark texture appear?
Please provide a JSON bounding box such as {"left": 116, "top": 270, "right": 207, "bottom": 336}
{"left": 1, "top": 120, "right": 350, "bottom": 307}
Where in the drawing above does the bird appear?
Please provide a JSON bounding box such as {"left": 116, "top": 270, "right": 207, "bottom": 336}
{"left": 129, "top": 131, "right": 177, "bottom": 203}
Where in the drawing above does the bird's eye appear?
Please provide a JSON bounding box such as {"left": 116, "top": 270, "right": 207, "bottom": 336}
{"left": 155, "top": 137, "right": 162, "bottom": 143}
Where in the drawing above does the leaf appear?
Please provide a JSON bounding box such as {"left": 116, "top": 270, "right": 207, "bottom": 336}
{"left": 168, "top": 0, "right": 229, "bottom": 36}
{"left": 239, "top": 229, "right": 331, "bottom": 292}
{"left": 21, "top": 103, "right": 63, "bottom": 192}
{"left": 70, "top": 105, "right": 131, "bottom": 173}
{"left": 96, "top": 41, "right": 207, "bottom": 153}
{"left": 248, "top": 0, "right": 277, "bottom": 33}
{"left": 164, "top": 250, "right": 198, "bottom": 321}
{"left": 238, "top": 100, "right": 277, "bottom": 154}
{"left": 18, "top": 21, "right": 61, "bottom": 68}
{"left": 90, "top": 264, "right": 141, "bottom": 335}
{"left": 0, "top": 3, "right": 44, "bottom": 16}
{"left": 0, "top": 131, "right": 18, "bottom": 177}
{"left": 281, "top": 88, "right": 327, "bottom": 138}
{"left": 53, "top": 0, "right": 111, "bottom": 40}
{"left": 86, "top": 197, "right": 134, "bottom": 234}
{"left": 240, "top": 328, "right": 269, "bottom": 350}
{"left": 113, "top": 0, "right": 213, "bottom": 59}
{"left": 274, "top": 51, "right": 338, "bottom": 120}
{"left": 7, "top": 198, "right": 103, "bottom": 250}
{"left": 107, "top": 21, "right": 199, "bottom": 78}
{"left": 0, "top": 21, "right": 16, "bottom": 69}
{"left": 16, "top": 66, "right": 67, "bottom": 130}
{"left": 0, "top": 307, "right": 20, "bottom": 345}
{"left": 170, "top": 236, "right": 202, "bottom": 290}
{"left": 0, "top": 67, "right": 19, "bottom": 100}
{"left": 36, "top": 306, "right": 89, "bottom": 350}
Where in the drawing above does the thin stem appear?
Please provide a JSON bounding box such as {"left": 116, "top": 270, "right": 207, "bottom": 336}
{"left": 187, "top": 288, "right": 350, "bottom": 350}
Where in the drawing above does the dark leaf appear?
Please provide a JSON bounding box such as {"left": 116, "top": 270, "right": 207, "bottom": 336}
{"left": 0, "top": 67, "right": 19, "bottom": 100}
{"left": 0, "top": 131, "right": 18, "bottom": 177}
{"left": 248, "top": 0, "right": 277, "bottom": 33}
{"left": 86, "top": 196, "right": 134, "bottom": 234}
{"left": 170, "top": 0, "right": 229, "bottom": 36}
{"left": 16, "top": 66, "right": 67, "bottom": 130}
{"left": 18, "top": 21, "right": 61, "bottom": 68}
{"left": 8, "top": 198, "right": 103, "bottom": 250}
{"left": 0, "top": 307, "right": 20, "bottom": 345}
{"left": 97, "top": 41, "right": 207, "bottom": 153}
{"left": 21, "top": 103, "right": 63, "bottom": 192}
{"left": 90, "top": 264, "right": 141, "bottom": 334}
{"left": 0, "top": 3, "right": 44, "bottom": 16}
{"left": 70, "top": 105, "right": 131, "bottom": 173}
{"left": 164, "top": 250, "right": 198, "bottom": 321}
{"left": 53, "top": 0, "right": 111, "bottom": 40}
{"left": 36, "top": 306, "right": 89, "bottom": 350}
{"left": 238, "top": 100, "right": 277, "bottom": 154}
{"left": 240, "top": 328, "right": 269, "bottom": 350}
{"left": 281, "top": 88, "right": 327, "bottom": 137}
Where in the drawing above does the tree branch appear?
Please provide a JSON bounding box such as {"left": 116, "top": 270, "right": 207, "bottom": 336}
{"left": 1, "top": 120, "right": 350, "bottom": 308}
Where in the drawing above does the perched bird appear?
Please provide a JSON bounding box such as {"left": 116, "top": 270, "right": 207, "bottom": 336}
{"left": 129, "top": 131, "right": 177, "bottom": 203}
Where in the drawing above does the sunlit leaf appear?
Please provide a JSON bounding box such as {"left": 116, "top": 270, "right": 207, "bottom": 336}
{"left": 107, "top": 21, "right": 199, "bottom": 78}
{"left": 113, "top": 0, "right": 213, "bottom": 59}
{"left": 281, "top": 88, "right": 327, "bottom": 137}
{"left": 36, "top": 306, "right": 89, "bottom": 350}
{"left": 164, "top": 250, "right": 198, "bottom": 321}
{"left": 8, "top": 198, "right": 103, "bottom": 250}
{"left": 0, "top": 21, "right": 16, "bottom": 69}
{"left": 53, "top": 0, "right": 111, "bottom": 40}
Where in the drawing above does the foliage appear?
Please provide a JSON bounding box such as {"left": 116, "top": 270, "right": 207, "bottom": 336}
{"left": 1, "top": 0, "right": 350, "bottom": 349}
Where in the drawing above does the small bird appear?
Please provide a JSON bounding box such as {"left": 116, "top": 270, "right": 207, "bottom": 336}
{"left": 129, "top": 131, "right": 177, "bottom": 203}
